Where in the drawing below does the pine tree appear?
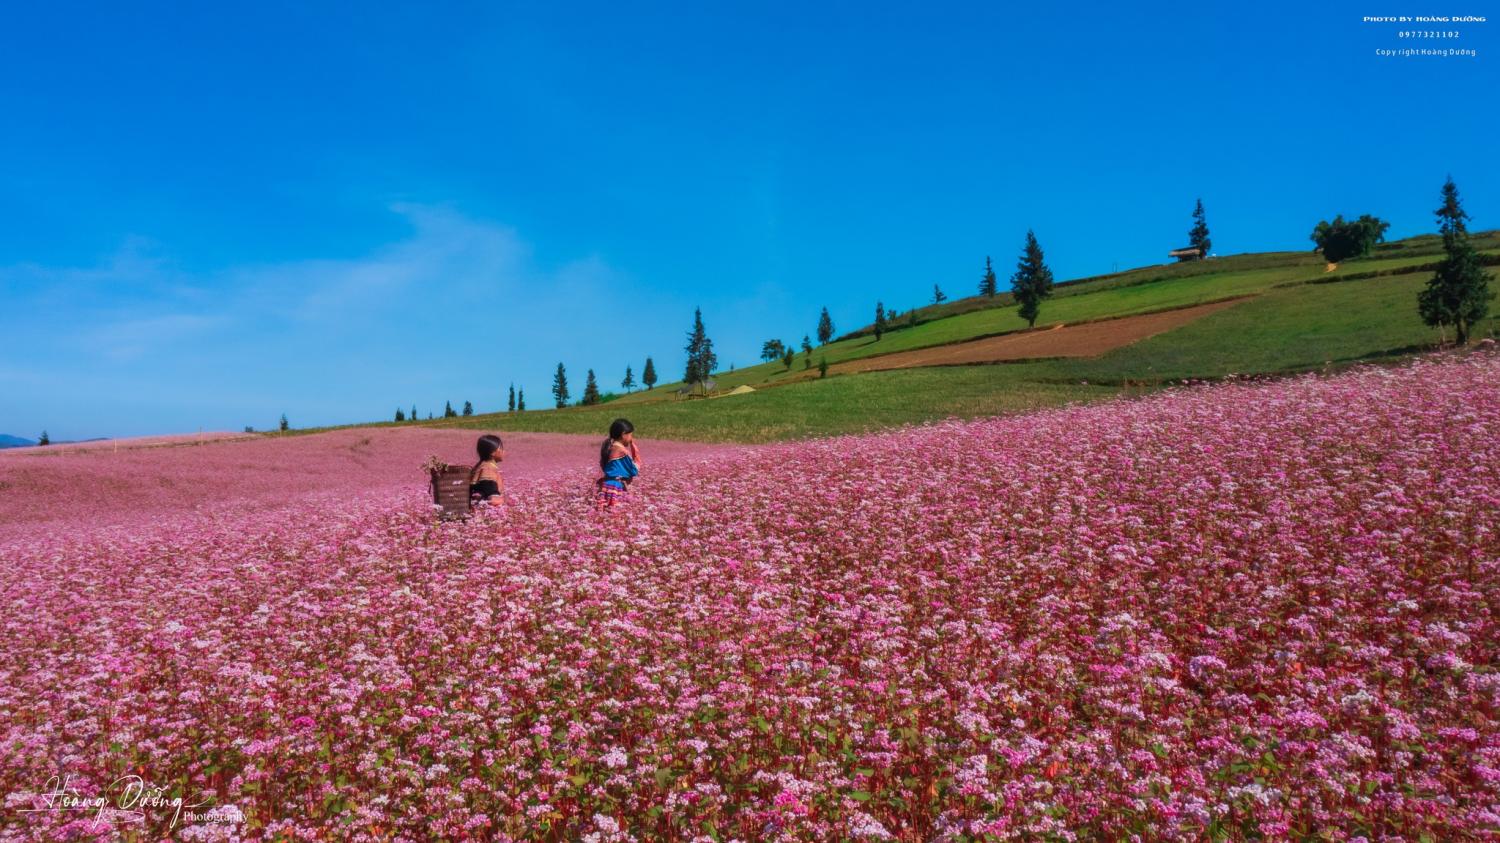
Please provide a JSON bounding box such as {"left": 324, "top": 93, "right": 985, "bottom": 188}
{"left": 444, "top": 401, "right": 457, "bottom": 418}
{"left": 462, "top": 400, "right": 473, "bottom": 416}
{"left": 517, "top": 389, "right": 526, "bottom": 412}
{"left": 683, "top": 307, "right": 717, "bottom": 384}
{"left": 279, "top": 414, "right": 289, "bottom": 432}
{"left": 818, "top": 357, "right": 828, "bottom": 378}
{"left": 582, "top": 369, "right": 601, "bottom": 405}
{"left": 1010, "top": 230, "right": 1055, "bottom": 328}
{"left": 552, "top": 363, "right": 570, "bottom": 408}
{"left": 933, "top": 284, "right": 947, "bottom": 304}
{"left": 508, "top": 383, "right": 516, "bottom": 413}
{"left": 395, "top": 408, "right": 405, "bottom": 422}
{"left": 1189, "top": 198, "right": 1212, "bottom": 258}
{"left": 980, "top": 256, "right": 998, "bottom": 297}
{"left": 642, "top": 357, "right": 657, "bottom": 390}
{"left": 782, "top": 346, "right": 795, "bottom": 370}
{"left": 38, "top": 430, "right": 49, "bottom": 446}
{"left": 411, "top": 405, "right": 418, "bottom": 423}
{"left": 873, "top": 302, "right": 887, "bottom": 341}
{"left": 801, "top": 335, "right": 813, "bottom": 362}
{"left": 817, "top": 307, "right": 835, "bottom": 345}
{"left": 622, "top": 365, "right": 635, "bottom": 393}
{"left": 1419, "top": 176, "right": 1494, "bottom": 344}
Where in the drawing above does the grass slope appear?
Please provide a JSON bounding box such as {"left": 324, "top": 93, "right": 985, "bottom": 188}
{"left": 310, "top": 232, "right": 1500, "bottom": 443}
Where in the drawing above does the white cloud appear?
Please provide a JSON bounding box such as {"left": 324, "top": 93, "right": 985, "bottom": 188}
{"left": 1, "top": 203, "right": 592, "bottom": 360}
{"left": 92, "top": 313, "right": 226, "bottom": 361}
{"left": 0, "top": 203, "right": 652, "bottom": 437}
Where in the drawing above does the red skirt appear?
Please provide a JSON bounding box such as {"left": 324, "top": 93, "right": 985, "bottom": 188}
{"left": 596, "top": 477, "right": 628, "bottom": 507}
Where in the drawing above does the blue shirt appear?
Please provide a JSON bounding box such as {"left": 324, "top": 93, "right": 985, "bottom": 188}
{"left": 601, "top": 454, "right": 639, "bottom": 489}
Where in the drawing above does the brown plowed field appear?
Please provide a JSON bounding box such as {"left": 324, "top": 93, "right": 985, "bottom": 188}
{"left": 834, "top": 298, "right": 1245, "bottom": 374}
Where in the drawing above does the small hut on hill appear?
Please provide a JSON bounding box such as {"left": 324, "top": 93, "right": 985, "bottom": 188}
{"left": 1169, "top": 246, "right": 1204, "bottom": 262}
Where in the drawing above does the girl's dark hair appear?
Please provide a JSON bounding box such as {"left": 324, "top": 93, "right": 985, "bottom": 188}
{"left": 599, "top": 418, "right": 634, "bottom": 470}
{"left": 476, "top": 434, "right": 503, "bottom": 463}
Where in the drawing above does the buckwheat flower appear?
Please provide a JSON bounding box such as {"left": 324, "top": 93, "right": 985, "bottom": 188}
{"left": 1187, "top": 655, "right": 1227, "bottom": 680}
{"left": 847, "top": 810, "right": 893, "bottom": 838}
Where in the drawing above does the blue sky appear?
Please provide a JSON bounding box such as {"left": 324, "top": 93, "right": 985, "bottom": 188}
{"left": 2, "top": 1, "right": 1495, "bottom": 439}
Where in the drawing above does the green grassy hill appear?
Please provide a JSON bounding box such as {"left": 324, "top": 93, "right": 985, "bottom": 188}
{"left": 339, "top": 231, "right": 1500, "bottom": 443}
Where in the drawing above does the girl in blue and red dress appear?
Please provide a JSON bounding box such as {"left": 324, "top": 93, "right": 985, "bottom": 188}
{"left": 596, "top": 419, "right": 642, "bottom": 508}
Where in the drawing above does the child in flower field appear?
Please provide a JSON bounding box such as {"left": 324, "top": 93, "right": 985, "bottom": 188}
{"left": 468, "top": 434, "right": 505, "bottom": 504}
{"left": 596, "top": 418, "right": 641, "bottom": 508}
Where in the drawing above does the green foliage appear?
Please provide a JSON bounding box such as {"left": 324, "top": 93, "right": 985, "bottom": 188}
{"left": 443, "top": 401, "right": 457, "bottom": 418}
{"left": 817, "top": 307, "right": 835, "bottom": 345}
{"left": 1011, "top": 230, "right": 1054, "bottom": 327}
{"left": 801, "top": 335, "right": 813, "bottom": 359}
{"left": 782, "top": 347, "right": 795, "bottom": 370}
{"left": 462, "top": 400, "right": 473, "bottom": 416}
{"left": 410, "top": 405, "right": 417, "bottom": 422}
{"left": 443, "top": 366, "right": 1102, "bottom": 442}
{"left": 932, "top": 284, "right": 947, "bottom": 304}
{"left": 38, "top": 430, "right": 49, "bottom": 446}
{"left": 874, "top": 302, "right": 887, "bottom": 341}
{"left": 279, "top": 414, "right": 288, "bottom": 432}
{"left": 394, "top": 408, "right": 405, "bottom": 422}
{"left": 552, "top": 363, "right": 570, "bottom": 408}
{"left": 621, "top": 366, "right": 635, "bottom": 393}
{"left": 1418, "top": 177, "right": 1493, "bottom": 344}
{"left": 980, "top": 255, "right": 998, "bottom": 297}
{"left": 760, "top": 338, "right": 787, "bottom": 362}
{"left": 598, "top": 243, "right": 1496, "bottom": 405}
{"left": 582, "top": 369, "right": 601, "bottom": 405}
{"left": 642, "top": 357, "right": 657, "bottom": 390}
{"left": 311, "top": 230, "right": 1497, "bottom": 445}
{"left": 508, "top": 384, "right": 516, "bottom": 413}
{"left": 1311, "top": 214, "right": 1390, "bottom": 264}
{"left": 447, "top": 266, "right": 1492, "bottom": 443}
{"left": 1189, "top": 198, "right": 1212, "bottom": 257}
{"left": 684, "top": 307, "right": 717, "bottom": 384}
{"left": 517, "top": 389, "right": 525, "bottom": 412}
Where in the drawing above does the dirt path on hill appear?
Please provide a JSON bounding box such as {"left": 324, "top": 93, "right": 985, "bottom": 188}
{"left": 834, "top": 298, "right": 1247, "bottom": 374}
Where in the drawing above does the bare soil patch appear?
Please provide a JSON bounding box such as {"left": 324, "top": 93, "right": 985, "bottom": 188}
{"left": 835, "top": 299, "right": 1246, "bottom": 374}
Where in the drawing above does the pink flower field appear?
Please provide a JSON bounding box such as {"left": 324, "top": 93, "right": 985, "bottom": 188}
{"left": 2, "top": 354, "right": 1498, "bottom": 841}
{"left": 0, "top": 429, "right": 743, "bottom": 536}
